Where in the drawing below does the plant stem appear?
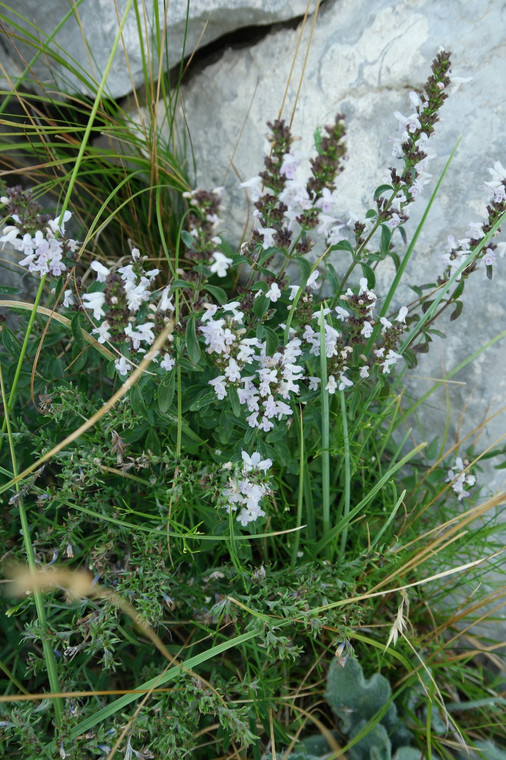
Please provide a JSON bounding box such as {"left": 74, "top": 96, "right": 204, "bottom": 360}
{"left": 290, "top": 406, "right": 305, "bottom": 567}
{"left": 0, "top": 361, "right": 63, "bottom": 725}
{"left": 338, "top": 390, "right": 351, "bottom": 559}
{"left": 319, "top": 307, "right": 331, "bottom": 558}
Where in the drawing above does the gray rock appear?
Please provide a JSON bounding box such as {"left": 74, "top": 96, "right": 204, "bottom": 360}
{"left": 0, "top": 0, "right": 318, "bottom": 99}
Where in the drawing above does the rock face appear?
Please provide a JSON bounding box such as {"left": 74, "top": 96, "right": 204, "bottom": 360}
{"left": 0, "top": 0, "right": 318, "bottom": 99}
{"left": 178, "top": 0, "right": 506, "bottom": 493}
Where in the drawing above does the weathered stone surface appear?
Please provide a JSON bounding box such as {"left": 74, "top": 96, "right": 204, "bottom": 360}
{"left": 0, "top": 0, "right": 318, "bottom": 98}
{"left": 178, "top": 0, "right": 506, "bottom": 494}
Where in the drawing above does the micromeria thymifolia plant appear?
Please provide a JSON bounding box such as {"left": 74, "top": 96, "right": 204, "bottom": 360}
{"left": 1, "top": 45, "right": 505, "bottom": 760}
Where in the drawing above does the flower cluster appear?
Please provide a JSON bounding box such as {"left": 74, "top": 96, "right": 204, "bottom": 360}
{"left": 441, "top": 160, "right": 506, "bottom": 281}
{"left": 0, "top": 187, "right": 78, "bottom": 277}
{"left": 66, "top": 249, "right": 175, "bottom": 375}
{"left": 446, "top": 457, "right": 476, "bottom": 501}
{"left": 182, "top": 187, "right": 233, "bottom": 278}
{"left": 202, "top": 277, "right": 409, "bottom": 417}
{"left": 221, "top": 451, "right": 273, "bottom": 526}
{"left": 200, "top": 302, "right": 304, "bottom": 431}
{"left": 240, "top": 115, "right": 347, "bottom": 261}
{"left": 365, "top": 51, "right": 452, "bottom": 246}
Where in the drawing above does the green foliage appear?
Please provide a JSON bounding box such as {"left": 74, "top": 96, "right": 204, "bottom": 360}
{"left": 0, "top": 9, "right": 505, "bottom": 759}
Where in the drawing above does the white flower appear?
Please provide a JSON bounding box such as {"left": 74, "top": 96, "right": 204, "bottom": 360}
{"left": 159, "top": 353, "right": 175, "bottom": 371}
{"left": 393, "top": 110, "right": 421, "bottom": 135}
{"left": 92, "top": 320, "right": 111, "bottom": 344}
{"left": 222, "top": 301, "right": 244, "bottom": 322}
{"left": 446, "top": 457, "right": 476, "bottom": 501}
{"left": 307, "top": 270, "right": 319, "bottom": 290}
{"left": 484, "top": 161, "right": 506, "bottom": 202}
{"left": 63, "top": 290, "right": 75, "bottom": 308}
{"left": 241, "top": 451, "right": 272, "bottom": 473}
{"left": 209, "top": 251, "right": 233, "bottom": 277}
{"left": 90, "top": 261, "right": 111, "bottom": 282}
{"left": 0, "top": 225, "right": 21, "bottom": 247}
{"left": 47, "top": 210, "right": 72, "bottom": 235}
{"left": 158, "top": 286, "right": 174, "bottom": 312}
{"left": 338, "top": 374, "right": 353, "bottom": 390}
{"left": 115, "top": 356, "right": 131, "bottom": 376}
{"left": 266, "top": 282, "right": 281, "bottom": 301}
{"left": 82, "top": 291, "right": 106, "bottom": 320}
{"left": 396, "top": 306, "right": 408, "bottom": 323}
{"left": 209, "top": 375, "right": 228, "bottom": 399}
{"left": 257, "top": 226, "right": 277, "bottom": 249}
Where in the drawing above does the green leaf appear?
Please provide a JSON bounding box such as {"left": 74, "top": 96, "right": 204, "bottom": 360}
{"left": 185, "top": 317, "right": 202, "bottom": 364}
{"left": 47, "top": 357, "right": 64, "bottom": 378}
{"left": 171, "top": 278, "right": 194, "bottom": 290}
{"left": 426, "top": 437, "right": 439, "bottom": 460}
{"left": 229, "top": 384, "right": 241, "bottom": 417}
{"left": 198, "top": 411, "right": 220, "bottom": 429}
{"left": 389, "top": 250, "right": 401, "bottom": 271}
{"left": 253, "top": 294, "right": 269, "bottom": 319}
{"left": 177, "top": 356, "right": 204, "bottom": 373}
{"left": 203, "top": 284, "right": 227, "bottom": 304}
{"left": 294, "top": 255, "right": 312, "bottom": 282}
{"left": 329, "top": 240, "right": 354, "bottom": 254}
{"left": 452, "top": 279, "right": 465, "bottom": 299}
{"left": 359, "top": 262, "right": 375, "bottom": 289}
{"left": 263, "top": 326, "right": 279, "bottom": 355}
{"left": 2, "top": 329, "right": 20, "bottom": 357}
{"left": 380, "top": 224, "right": 392, "bottom": 258}
{"left": 313, "top": 125, "right": 323, "bottom": 153}
{"left": 69, "top": 344, "right": 87, "bottom": 372}
{"left": 450, "top": 300, "right": 463, "bottom": 321}
{"left": 71, "top": 312, "right": 85, "bottom": 350}
{"left": 189, "top": 390, "right": 217, "bottom": 412}
{"left": 157, "top": 370, "right": 175, "bottom": 413}
{"left": 0, "top": 285, "right": 20, "bottom": 294}
{"left": 266, "top": 425, "right": 288, "bottom": 443}
{"left": 373, "top": 184, "right": 393, "bottom": 200}
{"left": 144, "top": 427, "right": 161, "bottom": 455}
{"left": 219, "top": 409, "right": 234, "bottom": 444}
{"left": 180, "top": 229, "right": 195, "bottom": 248}
{"left": 129, "top": 384, "right": 153, "bottom": 423}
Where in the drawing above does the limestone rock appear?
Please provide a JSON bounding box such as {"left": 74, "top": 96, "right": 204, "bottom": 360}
{"left": 0, "top": 0, "right": 318, "bottom": 99}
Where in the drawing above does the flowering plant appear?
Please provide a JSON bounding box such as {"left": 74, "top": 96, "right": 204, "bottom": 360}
{"left": 1, "top": 47, "right": 505, "bottom": 760}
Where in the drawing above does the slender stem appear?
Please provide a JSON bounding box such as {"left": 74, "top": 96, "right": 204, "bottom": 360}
{"left": 290, "top": 406, "right": 305, "bottom": 567}
{"left": 338, "top": 390, "right": 351, "bottom": 559}
{"left": 0, "top": 361, "right": 63, "bottom": 725}
{"left": 319, "top": 307, "right": 330, "bottom": 557}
